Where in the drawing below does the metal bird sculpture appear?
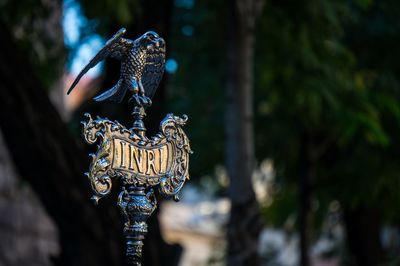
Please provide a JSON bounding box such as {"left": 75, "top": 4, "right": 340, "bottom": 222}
{"left": 67, "top": 28, "right": 166, "bottom": 107}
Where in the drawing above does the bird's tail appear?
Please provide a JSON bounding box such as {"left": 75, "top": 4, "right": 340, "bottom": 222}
{"left": 93, "top": 79, "right": 128, "bottom": 103}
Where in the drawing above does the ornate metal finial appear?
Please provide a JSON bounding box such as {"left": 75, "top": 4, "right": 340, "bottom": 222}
{"left": 68, "top": 28, "right": 192, "bottom": 266}
{"left": 67, "top": 27, "right": 166, "bottom": 107}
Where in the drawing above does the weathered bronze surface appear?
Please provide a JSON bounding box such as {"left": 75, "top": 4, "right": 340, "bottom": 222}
{"left": 67, "top": 28, "right": 191, "bottom": 266}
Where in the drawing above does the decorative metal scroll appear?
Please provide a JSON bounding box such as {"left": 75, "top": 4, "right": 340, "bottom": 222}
{"left": 82, "top": 113, "right": 191, "bottom": 203}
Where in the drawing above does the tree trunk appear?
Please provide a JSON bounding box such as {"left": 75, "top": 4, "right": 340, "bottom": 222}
{"left": 0, "top": 129, "right": 60, "bottom": 266}
{"left": 0, "top": 23, "right": 124, "bottom": 266}
{"left": 298, "top": 131, "right": 315, "bottom": 266}
{"left": 225, "top": 1, "right": 263, "bottom": 265}
{"left": 343, "top": 206, "right": 383, "bottom": 266}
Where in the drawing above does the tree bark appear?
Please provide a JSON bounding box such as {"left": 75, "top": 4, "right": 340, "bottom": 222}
{"left": 225, "top": 1, "right": 263, "bottom": 265}
{"left": 0, "top": 23, "right": 124, "bottom": 266}
{"left": 343, "top": 206, "right": 383, "bottom": 266}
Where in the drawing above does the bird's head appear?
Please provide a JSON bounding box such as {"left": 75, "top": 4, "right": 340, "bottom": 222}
{"left": 138, "top": 31, "right": 166, "bottom": 53}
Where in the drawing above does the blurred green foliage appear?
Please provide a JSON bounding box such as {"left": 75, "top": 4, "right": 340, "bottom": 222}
{"left": 0, "top": 0, "right": 65, "bottom": 88}
{"left": 79, "top": 0, "right": 140, "bottom": 31}
{"left": 254, "top": 0, "right": 400, "bottom": 227}
{"left": 168, "top": 0, "right": 400, "bottom": 234}
{"left": 167, "top": 0, "right": 227, "bottom": 177}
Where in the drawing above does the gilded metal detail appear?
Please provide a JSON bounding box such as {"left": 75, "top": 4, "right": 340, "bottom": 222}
{"left": 67, "top": 28, "right": 191, "bottom": 266}
{"left": 82, "top": 112, "right": 191, "bottom": 204}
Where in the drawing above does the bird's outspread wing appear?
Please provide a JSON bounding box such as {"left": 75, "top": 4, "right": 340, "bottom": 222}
{"left": 67, "top": 28, "right": 134, "bottom": 95}
{"left": 141, "top": 52, "right": 165, "bottom": 100}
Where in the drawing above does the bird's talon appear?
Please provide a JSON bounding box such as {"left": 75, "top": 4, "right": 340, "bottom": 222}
{"left": 130, "top": 95, "right": 141, "bottom": 105}
{"left": 129, "top": 95, "right": 152, "bottom": 107}
{"left": 139, "top": 96, "right": 152, "bottom": 107}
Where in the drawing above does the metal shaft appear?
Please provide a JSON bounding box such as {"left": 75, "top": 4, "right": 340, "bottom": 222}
{"left": 119, "top": 186, "right": 156, "bottom": 265}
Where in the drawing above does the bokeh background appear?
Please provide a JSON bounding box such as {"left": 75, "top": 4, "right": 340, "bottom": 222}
{"left": 0, "top": 0, "right": 400, "bottom": 266}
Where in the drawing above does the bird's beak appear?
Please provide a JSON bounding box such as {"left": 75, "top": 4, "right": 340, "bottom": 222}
{"left": 147, "top": 43, "right": 155, "bottom": 51}
{"left": 157, "top": 38, "right": 165, "bottom": 49}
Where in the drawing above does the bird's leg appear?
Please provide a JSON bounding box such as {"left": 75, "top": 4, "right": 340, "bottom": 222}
{"left": 128, "top": 78, "right": 141, "bottom": 105}
{"left": 138, "top": 80, "right": 152, "bottom": 107}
